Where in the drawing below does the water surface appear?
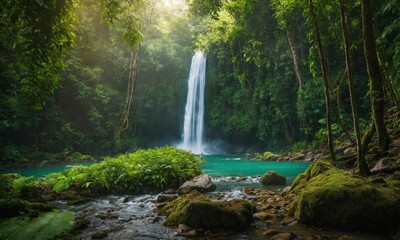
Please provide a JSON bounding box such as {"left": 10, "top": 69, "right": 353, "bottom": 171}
{"left": 202, "top": 155, "right": 310, "bottom": 191}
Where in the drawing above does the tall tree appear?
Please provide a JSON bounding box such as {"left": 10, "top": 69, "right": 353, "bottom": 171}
{"left": 361, "top": 0, "right": 391, "bottom": 151}
{"left": 338, "top": 0, "right": 370, "bottom": 175}
{"left": 308, "top": 0, "right": 336, "bottom": 161}
{"left": 0, "top": 0, "right": 76, "bottom": 110}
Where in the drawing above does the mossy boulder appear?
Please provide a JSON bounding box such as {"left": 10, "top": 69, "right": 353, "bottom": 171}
{"left": 160, "top": 191, "right": 254, "bottom": 230}
{"left": 289, "top": 161, "right": 400, "bottom": 231}
{"left": 260, "top": 171, "right": 287, "bottom": 185}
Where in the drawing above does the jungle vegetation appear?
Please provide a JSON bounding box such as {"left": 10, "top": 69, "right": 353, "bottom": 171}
{"left": 1, "top": 0, "right": 399, "bottom": 171}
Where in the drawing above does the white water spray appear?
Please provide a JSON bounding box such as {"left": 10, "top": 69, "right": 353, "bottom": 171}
{"left": 179, "top": 52, "right": 206, "bottom": 154}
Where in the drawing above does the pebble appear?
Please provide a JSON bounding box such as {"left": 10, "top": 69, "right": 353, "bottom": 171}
{"left": 91, "top": 231, "right": 108, "bottom": 239}
{"left": 262, "top": 229, "right": 280, "bottom": 236}
{"left": 272, "top": 232, "right": 297, "bottom": 240}
{"left": 177, "top": 224, "right": 191, "bottom": 233}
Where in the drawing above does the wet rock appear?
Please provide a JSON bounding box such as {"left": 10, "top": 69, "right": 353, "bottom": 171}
{"left": 149, "top": 216, "right": 162, "bottom": 223}
{"left": 157, "top": 194, "right": 178, "bottom": 203}
{"left": 272, "top": 232, "right": 297, "bottom": 240}
{"left": 260, "top": 171, "right": 287, "bottom": 185}
{"left": 186, "top": 229, "right": 199, "bottom": 237}
{"left": 177, "top": 174, "right": 217, "bottom": 195}
{"left": 371, "top": 157, "right": 400, "bottom": 174}
{"left": 177, "top": 223, "right": 191, "bottom": 233}
{"left": 338, "top": 235, "right": 357, "bottom": 240}
{"left": 254, "top": 211, "right": 271, "bottom": 220}
{"left": 91, "top": 231, "right": 108, "bottom": 239}
{"left": 75, "top": 218, "right": 90, "bottom": 230}
{"left": 388, "top": 146, "right": 400, "bottom": 156}
{"left": 164, "top": 188, "right": 176, "bottom": 194}
{"left": 262, "top": 229, "right": 280, "bottom": 236}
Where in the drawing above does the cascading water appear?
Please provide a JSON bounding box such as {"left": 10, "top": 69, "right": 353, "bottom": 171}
{"left": 180, "top": 51, "right": 206, "bottom": 154}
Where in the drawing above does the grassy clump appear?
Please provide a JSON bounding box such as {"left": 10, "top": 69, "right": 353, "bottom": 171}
{"left": 289, "top": 161, "right": 400, "bottom": 231}
{"left": 42, "top": 146, "right": 203, "bottom": 194}
{"left": 254, "top": 151, "right": 280, "bottom": 160}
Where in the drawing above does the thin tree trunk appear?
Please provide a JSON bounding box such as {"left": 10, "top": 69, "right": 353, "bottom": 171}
{"left": 119, "top": 45, "right": 141, "bottom": 138}
{"left": 286, "top": 28, "right": 303, "bottom": 90}
{"left": 309, "top": 0, "right": 336, "bottom": 161}
{"left": 379, "top": 53, "right": 400, "bottom": 112}
{"left": 333, "top": 71, "right": 355, "bottom": 144}
{"left": 361, "top": 122, "right": 376, "bottom": 156}
{"left": 339, "top": 0, "right": 370, "bottom": 175}
{"left": 361, "top": 0, "right": 391, "bottom": 150}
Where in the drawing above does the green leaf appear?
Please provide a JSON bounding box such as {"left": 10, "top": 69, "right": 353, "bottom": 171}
{"left": 0, "top": 211, "right": 75, "bottom": 240}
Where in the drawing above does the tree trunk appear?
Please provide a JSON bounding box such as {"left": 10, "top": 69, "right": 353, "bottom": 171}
{"left": 308, "top": 0, "right": 336, "bottom": 161}
{"left": 286, "top": 28, "right": 303, "bottom": 90}
{"left": 361, "top": 122, "right": 376, "bottom": 155}
{"left": 361, "top": 0, "right": 390, "bottom": 150}
{"left": 338, "top": 0, "right": 370, "bottom": 176}
{"left": 118, "top": 45, "right": 141, "bottom": 139}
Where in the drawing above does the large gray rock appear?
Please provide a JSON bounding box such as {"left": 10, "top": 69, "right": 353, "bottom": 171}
{"left": 371, "top": 157, "right": 400, "bottom": 174}
{"left": 178, "top": 174, "right": 216, "bottom": 195}
{"left": 260, "top": 171, "right": 286, "bottom": 185}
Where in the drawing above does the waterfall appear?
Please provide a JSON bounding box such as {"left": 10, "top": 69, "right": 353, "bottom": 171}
{"left": 180, "top": 51, "right": 206, "bottom": 154}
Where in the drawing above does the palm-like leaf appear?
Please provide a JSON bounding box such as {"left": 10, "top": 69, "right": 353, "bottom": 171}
{"left": 0, "top": 210, "right": 75, "bottom": 240}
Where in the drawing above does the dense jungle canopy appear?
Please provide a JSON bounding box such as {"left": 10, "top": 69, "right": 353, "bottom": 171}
{"left": 0, "top": 0, "right": 399, "bottom": 164}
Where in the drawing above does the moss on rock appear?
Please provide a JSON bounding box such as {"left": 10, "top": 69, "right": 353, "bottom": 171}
{"left": 0, "top": 198, "right": 53, "bottom": 219}
{"left": 289, "top": 161, "right": 400, "bottom": 231}
{"left": 160, "top": 191, "right": 254, "bottom": 230}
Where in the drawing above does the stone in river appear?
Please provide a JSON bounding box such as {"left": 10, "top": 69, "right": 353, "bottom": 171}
{"left": 260, "top": 171, "right": 287, "bottom": 185}
{"left": 177, "top": 174, "right": 217, "bottom": 195}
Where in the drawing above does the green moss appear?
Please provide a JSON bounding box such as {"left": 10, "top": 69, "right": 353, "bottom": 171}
{"left": 289, "top": 161, "right": 400, "bottom": 231}
{"left": 160, "top": 191, "right": 254, "bottom": 230}
{"left": 161, "top": 191, "right": 207, "bottom": 226}
{"left": 0, "top": 199, "right": 53, "bottom": 220}
{"left": 0, "top": 199, "right": 28, "bottom": 219}
{"left": 254, "top": 151, "right": 280, "bottom": 160}
{"left": 0, "top": 173, "right": 20, "bottom": 197}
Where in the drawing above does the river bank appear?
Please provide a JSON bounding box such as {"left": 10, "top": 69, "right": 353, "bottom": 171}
{"left": 62, "top": 186, "right": 394, "bottom": 240}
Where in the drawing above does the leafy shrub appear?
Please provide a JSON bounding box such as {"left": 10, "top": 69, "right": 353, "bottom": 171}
{"left": 12, "top": 176, "right": 40, "bottom": 197}
{"left": 28, "top": 152, "right": 57, "bottom": 163}
{"left": 43, "top": 146, "right": 203, "bottom": 194}
{"left": 254, "top": 151, "right": 280, "bottom": 160}
{"left": 289, "top": 141, "right": 310, "bottom": 152}
{"left": 0, "top": 173, "right": 19, "bottom": 197}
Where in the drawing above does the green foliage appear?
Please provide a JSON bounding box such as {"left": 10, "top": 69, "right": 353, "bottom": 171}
{"left": 254, "top": 151, "right": 280, "bottom": 160}
{"left": 12, "top": 176, "right": 40, "bottom": 198}
{"left": 1, "top": 0, "right": 195, "bottom": 159}
{"left": 43, "top": 146, "right": 203, "bottom": 194}
{"left": 289, "top": 141, "right": 312, "bottom": 152}
{"left": 0, "top": 210, "right": 75, "bottom": 240}
{"left": 0, "top": 0, "right": 398, "bottom": 158}
{"left": 0, "top": 0, "right": 76, "bottom": 110}
{"left": 0, "top": 173, "right": 20, "bottom": 197}
{"left": 186, "top": 0, "right": 224, "bottom": 17}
